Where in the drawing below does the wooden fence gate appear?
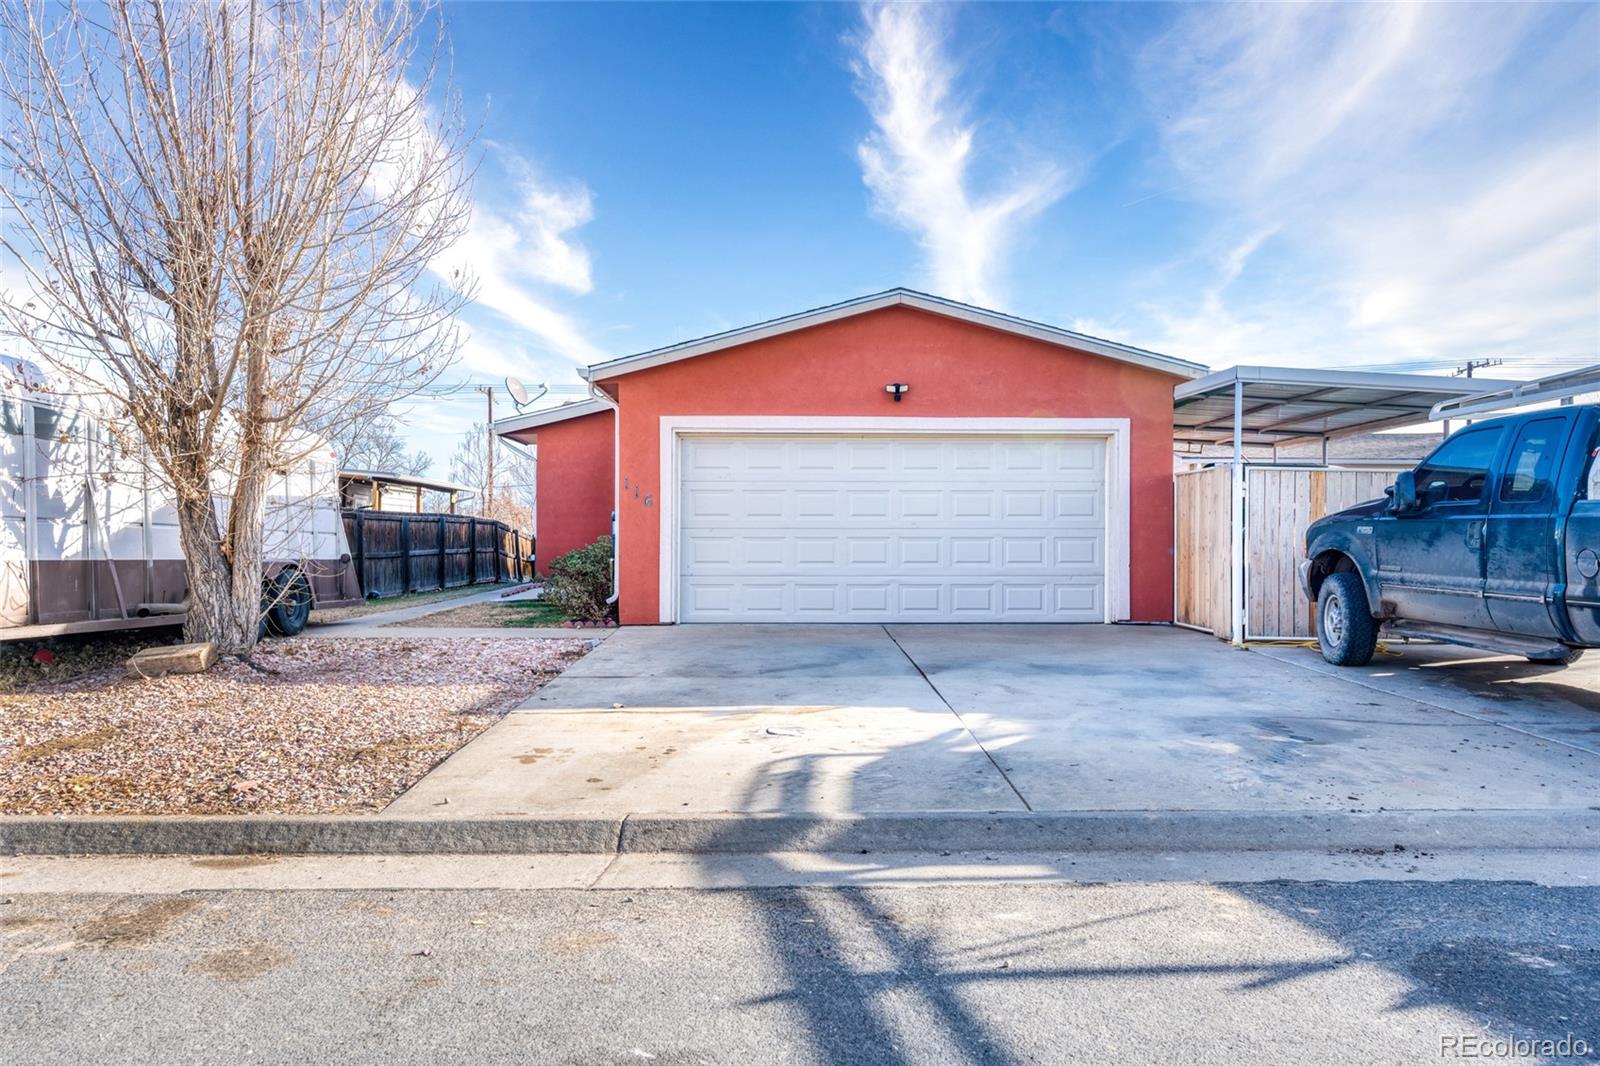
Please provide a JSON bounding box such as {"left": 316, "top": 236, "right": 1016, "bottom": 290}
{"left": 342, "top": 511, "right": 534, "bottom": 599}
{"left": 1175, "top": 464, "right": 1407, "bottom": 641}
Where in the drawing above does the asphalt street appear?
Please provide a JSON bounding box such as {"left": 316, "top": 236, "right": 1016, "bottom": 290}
{"left": 3, "top": 877, "right": 1596, "bottom": 1065}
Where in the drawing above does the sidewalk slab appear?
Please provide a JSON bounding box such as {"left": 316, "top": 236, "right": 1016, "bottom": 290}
{"left": 8, "top": 847, "right": 1599, "bottom": 893}
{"left": 307, "top": 584, "right": 518, "bottom": 630}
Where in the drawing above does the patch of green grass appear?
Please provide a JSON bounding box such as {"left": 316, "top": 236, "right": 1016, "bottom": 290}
{"left": 496, "top": 599, "right": 569, "bottom": 627}
{"left": 388, "top": 596, "right": 571, "bottom": 630}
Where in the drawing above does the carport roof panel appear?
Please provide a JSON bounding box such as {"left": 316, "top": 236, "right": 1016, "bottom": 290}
{"left": 1173, "top": 365, "right": 1524, "bottom": 446}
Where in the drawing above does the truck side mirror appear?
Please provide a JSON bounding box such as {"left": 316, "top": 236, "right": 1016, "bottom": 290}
{"left": 1390, "top": 470, "right": 1420, "bottom": 515}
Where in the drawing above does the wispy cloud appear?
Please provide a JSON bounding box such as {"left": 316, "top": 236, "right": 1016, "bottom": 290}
{"left": 367, "top": 82, "right": 604, "bottom": 368}
{"left": 851, "top": 3, "right": 1067, "bottom": 308}
{"left": 431, "top": 147, "right": 605, "bottom": 366}
{"left": 1128, "top": 3, "right": 1599, "bottom": 373}
{"left": 505, "top": 153, "right": 595, "bottom": 294}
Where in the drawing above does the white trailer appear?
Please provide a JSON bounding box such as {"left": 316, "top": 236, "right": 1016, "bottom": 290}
{"left": 1, "top": 359, "right": 360, "bottom": 641}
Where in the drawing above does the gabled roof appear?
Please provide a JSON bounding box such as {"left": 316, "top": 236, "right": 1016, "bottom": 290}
{"left": 580, "top": 288, "right": 1207, "bottom": 382}
{"left": 492, "top": 397, "right": 611, "bottom": 441}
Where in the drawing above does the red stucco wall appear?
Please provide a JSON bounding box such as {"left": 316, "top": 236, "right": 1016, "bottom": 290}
{"left": 518, "top": 409, "right": 614, "bottom": 576}
{"left": 598, "top": 305, "right": 1182, "bottom": 624}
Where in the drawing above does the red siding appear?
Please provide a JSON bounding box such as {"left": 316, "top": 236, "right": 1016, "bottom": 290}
{"left": 516, "top": 409, "right": 614, "bottom": 576}
{"left": 599, "top": 305, "right": 1181, "bottom": 624}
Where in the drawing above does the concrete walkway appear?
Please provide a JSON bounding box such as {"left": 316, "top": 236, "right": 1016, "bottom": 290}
{"left": 303, "top": 584, "right": 609, "bottom": 641}
{"left": 388, "top": 624, "right": 1600, "bottom": 818}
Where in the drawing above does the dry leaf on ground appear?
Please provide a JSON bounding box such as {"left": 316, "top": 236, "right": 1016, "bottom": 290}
{"left": 0, "top": 636, "right": 586, "bottom": 815}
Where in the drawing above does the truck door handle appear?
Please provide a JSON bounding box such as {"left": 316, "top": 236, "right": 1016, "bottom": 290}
{"left": 1466, "top": 520, "right": 1484, "bottom": 550}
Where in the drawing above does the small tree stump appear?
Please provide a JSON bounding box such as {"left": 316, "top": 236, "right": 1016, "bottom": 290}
{"left": 127, "top": 642, "right": 219, "bottom": 678}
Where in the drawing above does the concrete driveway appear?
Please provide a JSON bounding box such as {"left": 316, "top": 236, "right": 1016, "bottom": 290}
{"left": 389, "top": 625, "right": 1600, "bottom": 817}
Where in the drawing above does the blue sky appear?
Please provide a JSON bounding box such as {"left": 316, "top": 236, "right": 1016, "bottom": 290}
{"left": 402, "top": 1, "right": 1600, "bottom": 473}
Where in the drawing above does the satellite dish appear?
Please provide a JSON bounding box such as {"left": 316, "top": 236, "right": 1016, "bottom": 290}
{"left": 504, "top": 377, "right": 546, "bottom": 411}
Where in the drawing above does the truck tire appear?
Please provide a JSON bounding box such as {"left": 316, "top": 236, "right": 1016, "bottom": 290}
{"left": 267, "top": 568, "right": 313, "bottom": 637}
{"left": 1527, "top": 647, "right": 1584, "bottom": 666}
{"left": 1317, "top": 571, "right": 1379, "bottom": 667}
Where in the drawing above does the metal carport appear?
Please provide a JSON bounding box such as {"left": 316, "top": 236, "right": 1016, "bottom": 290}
{"left": 1172, "top": 366, "right": 1522, "bottom": 645}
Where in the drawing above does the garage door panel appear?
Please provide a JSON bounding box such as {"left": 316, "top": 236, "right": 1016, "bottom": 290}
{"left": 1002, "top": 537, "right": 1046, "bottom": 566}
{"left": 1055, "top": 490, "right": 1102, "bottom": 521}
{"left": 1002, "top": 585, "right": 1047, "bottom": 613}
{"left": 795, "top": 585, "right": 837, "bottom": 613}
{"left": 679, "top": 435, "right": 1108, "bottom": 622}
{"left": 846, "top": 491, "right": 891, "bottom": 519}
{"left": 898, "top": 490, "right": 942, "bottom": 519}
{"left": 1054, "top": 534, "right": 1102, "bottom": 568}
{"left": 1056, "top": 583, "right": 1102, "bottom": 615}
{"left": 845, "top": 537, "right": 890, "bottom": 565}
{"left": 1001, "top": 491, "right": 1046, "bottom": 519}
{"left": 900, "top": 538, "right": 942, "bottom": 566}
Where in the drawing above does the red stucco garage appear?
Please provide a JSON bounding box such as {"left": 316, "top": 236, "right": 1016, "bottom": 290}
{"left": 498, "top": 289, "right": 1204, "bottom": 625}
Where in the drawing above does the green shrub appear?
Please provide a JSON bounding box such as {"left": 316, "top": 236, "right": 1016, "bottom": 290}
{"left": 542, "top": 535, "right": 613, "bottom": 621}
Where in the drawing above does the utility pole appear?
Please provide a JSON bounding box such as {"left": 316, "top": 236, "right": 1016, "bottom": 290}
{"left": 478, "top": 385, "right": 495, "bottom": 518}
{"left": 1443, "top": 358, "right": 1504, "bottom": 435}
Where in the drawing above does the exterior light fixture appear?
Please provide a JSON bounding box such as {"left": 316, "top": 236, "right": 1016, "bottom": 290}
{"left": 885, "top": 383, "right": 910, "bottom": 402}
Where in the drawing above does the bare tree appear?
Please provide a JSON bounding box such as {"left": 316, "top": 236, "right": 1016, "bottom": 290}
{"left": 0, "top": 0, "right": 473, "bottom": 654}
{"left": 450, "top": 422, "right": 534, "bottom": 530}
{"left": 316, "top": 411, "right": 433, "bottom": 478}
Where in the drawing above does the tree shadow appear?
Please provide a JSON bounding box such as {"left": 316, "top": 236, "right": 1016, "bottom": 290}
{"left": 684, "top": 713, "right": 1598, "bottom": 1062}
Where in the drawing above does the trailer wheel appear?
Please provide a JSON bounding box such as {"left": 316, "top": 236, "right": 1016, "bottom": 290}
{"left": 1527, "top": 647, "right": 1584, "bottom": 666}
{"left": 267, "top": 568, "right": 313, "bottom": 637}
{"left": 1317, "top": 571, "right": 1379, "bottom": 667}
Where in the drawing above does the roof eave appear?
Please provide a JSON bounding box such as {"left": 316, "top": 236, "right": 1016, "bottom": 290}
{"left": 581, "top": 289, "right": 1206, "bottom": 383}
{"left": 1175, "top": 365, "right": 1523, "bottom": 402}
{"left": 491, "top": 397, "right": 610, "bottom": 437}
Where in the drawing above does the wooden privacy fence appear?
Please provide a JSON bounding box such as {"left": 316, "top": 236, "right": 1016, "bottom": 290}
{"left": 342, "top": 511, "right": 534, "bottom": 599}
{"left": 1174, "top": 466, "right": 1232, "bottom": 639}
{"left": 1175, "top": 464, "right": 1408, "bottom": 641}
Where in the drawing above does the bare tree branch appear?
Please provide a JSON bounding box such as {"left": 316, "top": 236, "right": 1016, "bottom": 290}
{"left": 0, "top": 0, "right": 475, "bottom": 653}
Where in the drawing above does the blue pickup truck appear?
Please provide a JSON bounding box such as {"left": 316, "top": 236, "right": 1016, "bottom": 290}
{"left": 1300, "top": 404, "right": 1600, "bottom": 667}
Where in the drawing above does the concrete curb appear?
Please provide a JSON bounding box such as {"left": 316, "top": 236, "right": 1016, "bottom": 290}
{"left": 617, "top": 809, "right": 1600, "bottom": 854}
{"left": 4, "top": 808, "right": 1598, "bottom": 857}
{"left": 0, "top": 816, "right": 623, "bottom": 856}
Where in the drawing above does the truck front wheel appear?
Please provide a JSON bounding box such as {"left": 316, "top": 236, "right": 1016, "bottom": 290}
{"left": 266, "top": 569, "right": 313, "bottom": 637}
{"left": 1316, "top": 571, "right": 1379, "bottom": 667}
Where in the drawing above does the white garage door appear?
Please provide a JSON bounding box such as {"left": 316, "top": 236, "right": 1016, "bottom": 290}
{"left": 677, "top": 434, "right": 1107, "bottom": 622}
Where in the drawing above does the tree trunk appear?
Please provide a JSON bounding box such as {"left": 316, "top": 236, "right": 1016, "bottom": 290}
{"left": 173, "top": 490, "right": 264, "bottom": 656}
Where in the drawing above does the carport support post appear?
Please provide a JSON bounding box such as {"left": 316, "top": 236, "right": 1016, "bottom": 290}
{"left": 1230, "top": 380, "right": 1246, "bottom": 646}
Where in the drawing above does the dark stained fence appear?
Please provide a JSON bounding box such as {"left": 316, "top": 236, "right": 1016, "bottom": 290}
{"left": 343, "top": 510, "right": 534, "bottom": 599}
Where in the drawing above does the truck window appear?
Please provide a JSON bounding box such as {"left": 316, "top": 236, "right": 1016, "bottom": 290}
{"left": 1586, "top": 426, "right": 1600, "bottom": 501}
{"left": 1499, "top": 417, "right": 1565, "bottom": 503}
{"left": 1415, "top": 425, "right": 1504, "bottom": 504}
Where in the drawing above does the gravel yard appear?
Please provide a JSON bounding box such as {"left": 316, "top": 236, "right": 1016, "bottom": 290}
{"left": 0, "top": 636, "right": 588, "bottom": 815}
